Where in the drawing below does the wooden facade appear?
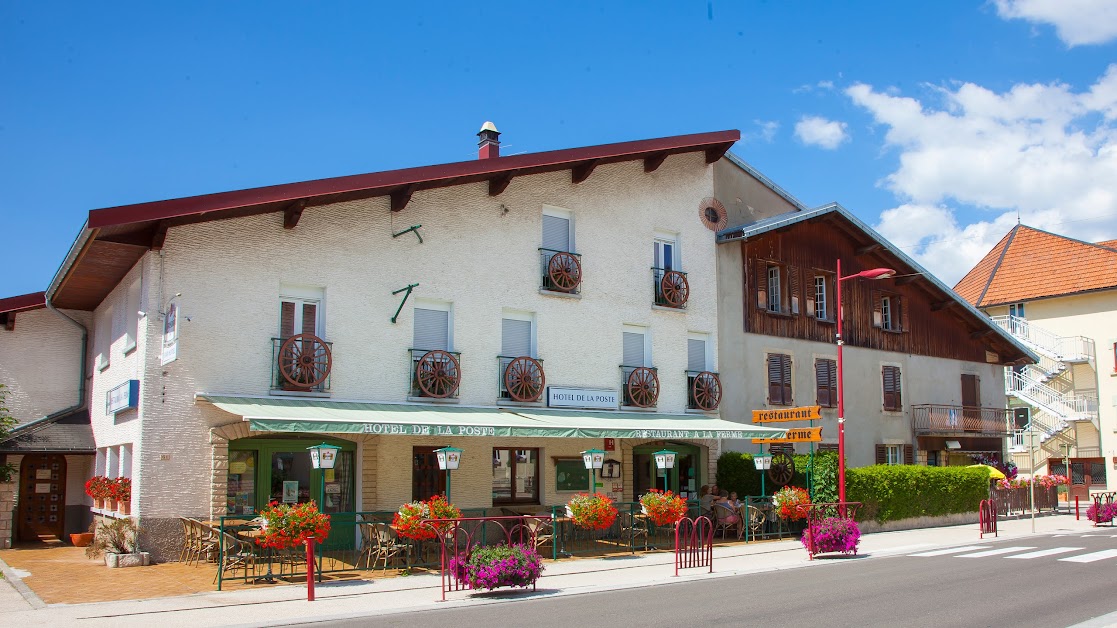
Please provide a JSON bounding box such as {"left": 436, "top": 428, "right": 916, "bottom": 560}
{"left": 740, "top": 215, "right": 1024, "bottom": 365}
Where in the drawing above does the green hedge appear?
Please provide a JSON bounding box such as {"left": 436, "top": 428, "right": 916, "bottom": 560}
{"left": 847, "top": 465, "right": 988, "bottom": 524}
{"left": 716, "top": 451, "right": 838, "bottom": 501}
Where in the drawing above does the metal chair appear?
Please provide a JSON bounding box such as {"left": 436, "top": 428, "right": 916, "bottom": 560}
{"left": 213, "top": 531, "right": 257, "bottom": 584}
{"left": 711, "top": 503, "right": 741, "bottom": 540}
{"left": 372, "top": 522, "right": 411, "bottom": 570}
{"left": 619, "top": 511, "right": 649, "bottom": 551}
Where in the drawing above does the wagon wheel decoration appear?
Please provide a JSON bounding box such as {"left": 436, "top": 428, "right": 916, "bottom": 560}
{"left": 416, "top": 350, "right": 461, "bottom": 398}
{"left": 547, "top": 251, "right": 582, "bottom": 292}
{"left": 660, "top": 270, "right": 690, "bottom": 308}
{"left": 690, "top": 371, "right": 722, "bottom": 411}
{"left": 504, "top": 356, "right": 545, "bottom": 402}
{"left": 768, "top": 452, "right": 795, "bottom": 487}
{"left": 278, "top": 333, "right": 333, "bottom": 389}
{"left": 626, "top": 367, "right": 660, "bottom": 408}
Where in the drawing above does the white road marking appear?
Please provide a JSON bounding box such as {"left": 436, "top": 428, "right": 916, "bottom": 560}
{"left": 1007, "top": 547, "right": 1084, "bottom": 559}
{"left": 909, "top": 546, "right": 990, "bottom": 557}
{"left": 1060, "top": 549, "right": 1117, "bottom": 563}
{"left": 956, "top": 546, "right": 1036, "bottom": 558}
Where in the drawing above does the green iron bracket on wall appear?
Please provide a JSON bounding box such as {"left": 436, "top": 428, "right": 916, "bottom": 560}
{"left": 392, "top": 224, "right": 423, "bottom": 243}
{"left": 391, "top": 283, "right": 419, "bottom": 324}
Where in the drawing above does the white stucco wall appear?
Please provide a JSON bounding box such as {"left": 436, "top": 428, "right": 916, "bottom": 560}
{"left": 0, "top": 308, "right": 87, "bottom": 425}
{"left": 88, "top": 153, "right": 722, "bottom": 519}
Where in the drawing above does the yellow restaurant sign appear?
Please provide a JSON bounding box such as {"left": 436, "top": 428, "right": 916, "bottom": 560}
{"left": 752, "top": 426, "right": 823, "bottom": 444}
{"left": 751, "top": 406, "right": 822, "bottom": 423}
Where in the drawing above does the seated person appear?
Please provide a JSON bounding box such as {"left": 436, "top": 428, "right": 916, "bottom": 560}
{"left": 698, "top": 485, "right": 714, "bottom": 516}
{"left": 726, "top": 491, "right": 742, "bottom": 510}
{"left": 714, "top": 490, "right": 744, "bottom": 538}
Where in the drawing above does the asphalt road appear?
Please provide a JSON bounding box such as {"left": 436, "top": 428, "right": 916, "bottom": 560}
{"left": 314, "top": 533, "right": 1117, "bottom": 628}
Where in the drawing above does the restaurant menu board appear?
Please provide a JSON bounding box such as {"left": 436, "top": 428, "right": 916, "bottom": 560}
{"left": 226, "top": 450, "right": 256, "bottom": 515}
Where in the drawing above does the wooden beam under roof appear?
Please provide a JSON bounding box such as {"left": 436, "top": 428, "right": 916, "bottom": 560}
{"left": 283, "top": 199, "right": 306, "bottom": 229}
{"left": 151, "top": 221, "right": 170, "bottom": 250}
{"left": 390, "top": 184, "right": 418, "bottom": 212}
{"left": 571, "top": 159, "right": 599, "bottom": 184}
{"left": 856, "top": 243, "right": 881, "bottom": 256}
{"left": 488, "top": 174, "right": 513, "bottom": 197}
{"left": 643, "top": 152, "right": 668, "bottom": 173}
{"left": 704, "top": 142, "right": 732, "bottom": 163}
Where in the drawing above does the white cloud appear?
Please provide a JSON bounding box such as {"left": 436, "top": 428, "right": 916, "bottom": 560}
{"left": 994, "top": 0, "right": 1117, "bottom": 46}
{"left": 753, "top": 120, "right": 779, "bottom": 143}
{"left": 794, "top": 116, "right": 850, "bottom": 149}
{"left": 848, "top": 67, "right": 1117, "bottom": 284}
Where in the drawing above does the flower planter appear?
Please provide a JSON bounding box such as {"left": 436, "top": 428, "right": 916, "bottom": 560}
{"left": 94, "top": 498, "right": 104, "bottom": 510}
{"left": 449, "top": 544, "right": 544, "bottom": 592}
{"left": 105, "top": 552, "right": 151, "bottom": 568}
{"left": 116, "top": 500, "right": 130, "bottom": 515}
{"left": 70, "top": 532, "right": 95, "bottom": 547}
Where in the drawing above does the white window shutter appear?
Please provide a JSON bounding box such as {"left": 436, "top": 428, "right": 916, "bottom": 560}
{"left": 542, "top": 215, "right": 570, "bottom": 252}
{"left": 623, "top": 331, "right": 645, "bottom": 367}
{"left": 501, "top": 319, "right": 532, "bottom": 357}
{"left": 414, "top": 308, "right": 449, "bottom": 351}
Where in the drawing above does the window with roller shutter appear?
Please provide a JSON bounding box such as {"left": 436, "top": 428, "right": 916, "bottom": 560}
{"left": 882, "top": 365, "right": 902, "bottom": 411}
{"left": 621, "top": 326, "right": 657, "bottom": 407}
{"left": 540, "top": 207, "right": 581, "bottom": 293}
{"left": 498, "top": 312, "right": 542, "bottom": 402}
{"left": 411, "top": 302, "right": 459, "bottom": 399}
{"left": 767, "top": 353, "right": 792, "bottom": 406}
{"left": 815, "top": 358, "right": 836, "bottom": 408}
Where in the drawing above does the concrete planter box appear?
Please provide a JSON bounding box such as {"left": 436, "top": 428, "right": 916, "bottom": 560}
{"left": 104, "top": 552, "right": 152, "bottom": 568}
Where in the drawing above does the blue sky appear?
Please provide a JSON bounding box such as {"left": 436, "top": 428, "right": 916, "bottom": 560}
{"left": 2, "top": 1, "right": 1116, "bottom": 296}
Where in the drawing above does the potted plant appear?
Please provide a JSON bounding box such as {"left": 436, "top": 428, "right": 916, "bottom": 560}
{"left": 448, "top": 543, "right": 544, "bottom": 591}
{"left": 110, "top": 477, "right": 131, "bottom": 515}
{"left": 70, "top": 521, "right": 95, "bottom": 547}
{"left": 255, "top": 501, "right": 332, "bottom": 550}
{"left": 566, "top": 493, "right": 618, "bottom": 530}
{"left": 802, "top": 515, "right": 861, "bottom": 556}
{"left": 84, "top": 476, "right": 112, "bottom": 509}
{"left": 639, "top": 489, "right": 688, "bottom": 527}
{"left": 772, "top": 486, "right": 811, "bottom": 522}
{"left": 86, "top": 516, "right": 150, "bottom": 567}
{"left": 392, "top": 494, "right": 462, "bottom": 541}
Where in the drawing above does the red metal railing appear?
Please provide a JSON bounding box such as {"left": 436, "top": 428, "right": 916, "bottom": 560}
{"left": 674, "top": 516, "right": 713, "bottom": 576}
{"left": 910, "top": 403, "right": 1011, "bottom": 435}
{"left": 979, "top": 499, "right": 997, "bottom": 538}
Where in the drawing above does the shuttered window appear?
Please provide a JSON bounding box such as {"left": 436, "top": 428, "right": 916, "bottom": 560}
{"left": 815, "top": 359, "right": 837, "bottom": 408}
{"left": 882, "top": 365, "right": 902, "bottom": 411}
{"left": 414, "top": 308, "right": 449, "bottom": 351}
{"left": 813, "top": 276, "right": 828, "bottom": 320}
{"left": 542, "top": 214, "right": 571, "bottom": 252}
{"left": 623, "top": 330, "right": 646, "bottom": 367}
{"left": 501, "top": 318, "right": 532, "bottom": 357}
{"left": 767, "top": 266, "right": 782, "bottom": 312}
{"left": 280, "top": 299, "right": 319, "bottom": 339}
{"left": 876, "top": 444, "right": 912, "bottom": 465}
{"left": 687, "top": 338, "right": 707, "bottom": 372}
{"left": 767, "top": 354, "right": 792, "bottom": 406}
{"left": 873, "top": 292, "right": 904, "bottom": 331}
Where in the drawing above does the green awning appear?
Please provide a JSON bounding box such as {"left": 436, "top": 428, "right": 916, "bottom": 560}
{"left": 197, "top": 394, "right": 787, "bottom": 440}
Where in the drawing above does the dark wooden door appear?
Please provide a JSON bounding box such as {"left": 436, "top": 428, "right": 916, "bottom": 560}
{"left": 18, "top": 454, "right": 67, "bottom": 542}
{"left": 412, "top": 446, "right": 446, "bottom": 502}
{"left": 961, "top": 374, "right": 980, "bottom": 432}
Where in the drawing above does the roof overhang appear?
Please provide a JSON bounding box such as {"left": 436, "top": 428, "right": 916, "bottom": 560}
{"left": 48, "top": 130, "right": 739, "bottom": 310}
{"left": 716, "top": 202, "right": 1039, "bottom": 366}
{"left": 0, "top": 292, "right": 46, "bottom": 315}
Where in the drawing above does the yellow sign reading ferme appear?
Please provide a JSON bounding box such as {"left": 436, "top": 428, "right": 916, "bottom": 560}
{"left": 752, "top": 406, "right": 822, "bottom": 423}
{"left": 752, "top": 427, "right": 823, "bottom": 444}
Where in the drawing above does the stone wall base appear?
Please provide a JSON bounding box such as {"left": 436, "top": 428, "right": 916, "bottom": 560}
{"left": 858, "top": 512, "right": 979, "bottom": 534}
{"left": 137, "top": 517, "right": 182, "bottom": 563}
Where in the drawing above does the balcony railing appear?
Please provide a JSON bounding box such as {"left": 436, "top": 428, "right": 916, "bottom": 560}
{"left": 686, "top": 370, "right": 721, "bottom": 411}
{"left": 652, "top": 267, "right": 689, "bottom": 309}
{"left": 620, "top": 365, "right": 659, "bottom": 408}
{"left": 910, "top": 404, "right": 1011, "bottom": 436}
{"left": 990, "top": 315, "right": 1095, "bottom": 363}
{"left": 272, "top": 336, "right": 332, "bottom": 393}
{"left": 539, "top": 248, "right": 582, "bottom": 294}
{"left": 497, "top": 355, "right": 545, "bottom": 403}
{"left": 409, "top": 348, "right": 462, "bottom": 399}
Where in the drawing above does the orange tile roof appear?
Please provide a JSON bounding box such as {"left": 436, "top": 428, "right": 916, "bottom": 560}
{"left": 955, "top": 225, "right": 1117, "bottom": 307}
{"left": 1098, "top": 239, "right": 1117, "bottom": 250}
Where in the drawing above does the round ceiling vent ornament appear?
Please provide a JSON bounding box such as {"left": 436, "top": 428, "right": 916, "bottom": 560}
{"left": 699, "top": 197, "right": 728, "bottom": 232}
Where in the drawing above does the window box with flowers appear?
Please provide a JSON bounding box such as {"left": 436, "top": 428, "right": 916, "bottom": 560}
{"left": 110, "top": 477, "right": 131, "bottom": 515}
{"left": 566, "top": 493, "right": 618, "bottom": 531}
{"left": 448, "top": 543, "right": 544, "bottom": 592}
{"left": 84, "top": 476, "right": 113, "bottom": 510}
{"left": 393, "top": 495, "right": 462, "bottom": 541}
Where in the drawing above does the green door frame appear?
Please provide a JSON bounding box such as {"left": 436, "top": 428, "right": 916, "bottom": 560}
{"left": 632, "top": 442, "right": 703, "bottom": 494}
{"left": 229, "top": 436, "right": 356, "bottom": 514}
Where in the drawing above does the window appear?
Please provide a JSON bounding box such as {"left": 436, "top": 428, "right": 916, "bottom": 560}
{"left": 622, "top": 325, "right": 656, "bottom": 407}
{"left": 124, "top": 279, "right": 140, "bottom": 353}
{"left": 540, "top": 206, "right": 579, "bottom": 293}
{"left": 492, "top": 448, "right": 540, "bottom": 504}
{"left": 499, "top": 311, "right": 539, "bottom": 401}
{"left": 653, "top": 232, "right": 688, "bottom": 308}
{"left": 873, "top": 292, "right": 903, "bottom": 331}
{"left": 542, "top": 207, "right": 573, "bottom": 253}
{"left": 280, "top": 290, "right": 322, "bottom": 339}
{"left": 757, "top": 260, "right": 800, "bottom": 315}
{"left": 1009, "top": 302, "right": 1026, "bottom": 319}
{"left": 622, "top": 326, "right": 649, "bottom": 368}
{"left": 687, "top": 335, "right": 708, "bottom": 372}
{"left": 767, "top": 266, "right": 782, "bottom": 312}
{"left": 815, "top": 358, "right": 837, "bottom": 407}
{"left": 412, "top": 300, "right": 457, "bottom": 398}
{"left": 687, "top": 333, "right": 718, "bottom": 410}
{"left": 1112, "top": 341, "right": 1116, "bottom": 374}
{"left": 876, "top": 444, "right": 912, "bottom": 465}
{"left": 767, "top": 353, "right": 792, "bottom": 406}
{"left": 881, "top": 296, "right": 892, "bottom": 330}
{"left": 882, "top": 365, "right": 902, "bottom": 411}
{"left": 654, "top": 234, "right": 677, "bottom": 271}
{"left": 813, "top": 275, "right": 829, "bottom": 320}
{"left": 412, "top": 446, "right": 447, "bottom": 502}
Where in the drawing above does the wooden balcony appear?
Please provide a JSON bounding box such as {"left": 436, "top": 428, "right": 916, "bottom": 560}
{"left": 910, "top": 404, "right": 1011, "bottom": 437}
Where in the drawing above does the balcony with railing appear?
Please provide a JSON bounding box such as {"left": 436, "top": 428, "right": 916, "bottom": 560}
{"left": 272, "top": 335, "right": 332, "bottom": 393}
{"left": 686, "top": 370, "right": 721, "bottom": 411}
{"left": 539, "top": 248, "right": 582, "bottom": 294}
{"left": 620, "top": 365, "right": 659, "bottom": 408}
{"left": 409, "top": 348, "right": 462, "bottom": 400}
{"left": 990, "top": 315, "right": 1095, "bottom": 364}
{"left": 497, "top": 355, "right": 545, "bottom": 403}
{"left": 910, "top": 404, "right": 1011, "bottom": 436}
{"left": 652, "top": 267, "right": 689, "bottom": 309}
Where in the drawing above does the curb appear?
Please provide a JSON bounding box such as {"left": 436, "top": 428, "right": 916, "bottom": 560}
{"left": 0, "top": 556, "right": 47, "bottom": 610}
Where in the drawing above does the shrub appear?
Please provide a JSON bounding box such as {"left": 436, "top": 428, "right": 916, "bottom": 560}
{"left": 716, "top": 451, "right": 838, "bottom": 500}
{"left": 803, "top": 516, "right": 861, "bottom": 555}
{"left": 639, "top": 489, "right": 688, "bottom": 526}
{"left": 86, "top": 516, "right": 138, "bottom": 558}
{"left": 567, "top": 493, "right": 618, "bottom": 530}
{"left": 448, "top": 543, "right": 544, "bottom": 591}
{"left": 847, "top": 465, "right": 988, "bottom": 524}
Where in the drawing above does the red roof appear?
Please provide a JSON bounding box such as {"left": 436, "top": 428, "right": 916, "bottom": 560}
{"left": 0, "top": 292, "right": 46, "bottom": 315}
{"left": 52, "top": 129, "right": 739, "bottom": 310}
{"left": 955, "top": 225, "right": 1117, "bottom": 306}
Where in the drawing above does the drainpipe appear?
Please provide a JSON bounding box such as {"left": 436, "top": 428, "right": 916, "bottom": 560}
{"left": 44, "top": 294, "right": 88, "bottom": 412}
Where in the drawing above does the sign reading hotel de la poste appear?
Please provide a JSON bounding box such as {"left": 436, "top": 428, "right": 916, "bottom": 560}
{"left": 547, "top": 387, "right": 619, "bottom": 410}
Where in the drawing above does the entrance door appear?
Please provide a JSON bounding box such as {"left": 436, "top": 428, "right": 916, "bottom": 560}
{"left": 18, "top": 454, "right": 67, "bottom": 542}
{"left": 961, "top": 374, "right": 980, "bottom": 432}
{"left": 412, "top": 447, "right": 446, "bottom": 501}
{"left": 631, "top": 444, "right": 701, "bottom": 500}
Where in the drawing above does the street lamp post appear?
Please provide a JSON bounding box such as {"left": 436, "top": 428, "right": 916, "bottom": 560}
{"left": 836, "top": 260, "right": 896, "bottom": 506}
{"left": 653, "top": 449, "right": 678, "bottom": 493}
{"left": 582, "top": 449, "right": 605, "bottom": 494}
{"left": 434, "top": 446, "right": 463, "bottom": 503}
{"left": 305, "top": 442, "right": 340, "bottom": 600}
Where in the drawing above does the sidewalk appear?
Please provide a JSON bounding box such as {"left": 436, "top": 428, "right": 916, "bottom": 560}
{"left": 0, "top": 514, "right": 1098, "bottom": 627}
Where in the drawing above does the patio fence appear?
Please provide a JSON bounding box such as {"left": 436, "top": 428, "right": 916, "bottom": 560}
{"left": 990, "top": 485, "right": 1059, "bottom": 516}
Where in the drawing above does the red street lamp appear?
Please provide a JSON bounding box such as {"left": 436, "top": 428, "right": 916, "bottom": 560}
{"left": 836, "top": 260, "right": 896, "bottom": 506}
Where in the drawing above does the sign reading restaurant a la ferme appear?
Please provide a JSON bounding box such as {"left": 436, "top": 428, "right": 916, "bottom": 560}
{"left": 547, "top": 386, "right": 618, "bottom": 410}
{"left": 752, "top": 405, "right": 822, "bottom": 423}
{"left": 752, "top": 426, "right": 823, "bottom": 444}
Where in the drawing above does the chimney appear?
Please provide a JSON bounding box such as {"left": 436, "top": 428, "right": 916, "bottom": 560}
{"left": 477, "top": 121, "right": 500, "bottom": 159}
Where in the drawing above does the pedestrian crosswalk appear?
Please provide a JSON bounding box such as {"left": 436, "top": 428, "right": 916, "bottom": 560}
{"left": 908, "top": 540, "right": 1117, "bottom": 564}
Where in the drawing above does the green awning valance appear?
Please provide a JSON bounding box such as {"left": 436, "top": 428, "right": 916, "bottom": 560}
{"left": 197, "top": 394, "right": 786, "bottom": 440}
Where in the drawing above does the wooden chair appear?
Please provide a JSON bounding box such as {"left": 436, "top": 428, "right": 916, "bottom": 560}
{"left": 711, "top": 503, "right": 740, "bottom": 540}
{"left": 213, "top": 531, "right": 257, "bottom": 584}
{"left": 179, "top": 517, "right": 196, "bottom": 563}
{"left": 357, "top": 521, "right": 379, "bottom": 570}
{"left": 619, "top": 511, "right": 648, "bottom": 551}
{"left": 521, "top": 517, "right": 556, "bottom": 555}
{"left": 372, "top": 522, "right": 410, "bottom": 570}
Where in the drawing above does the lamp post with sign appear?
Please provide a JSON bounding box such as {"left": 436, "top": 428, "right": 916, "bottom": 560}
{"left": 836, "top": 261, "right": 896, "bottom": 505}
{"left": 653, "top": 449, "right": 677, "bottom": 493}
{"left": 753, "top": 453, "right": 772, "bottom": 498}
{"left": 582, "top": 449, "right": 605, "bottom": 493}
{"left": 305, "top": 443, "right": 340, "bottom": 600}
{"left": 434, "top": 446, "right": 463, "bottom": 503}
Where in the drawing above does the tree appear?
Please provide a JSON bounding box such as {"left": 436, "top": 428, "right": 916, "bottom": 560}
{"left": 0, "top": 384, "right": 17, "bottom": 482}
